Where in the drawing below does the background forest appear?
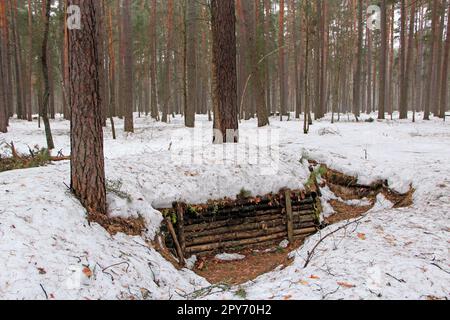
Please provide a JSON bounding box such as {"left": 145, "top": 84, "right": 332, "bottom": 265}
{"left": 0, "top": 0, "right": 449, "bottom": 136}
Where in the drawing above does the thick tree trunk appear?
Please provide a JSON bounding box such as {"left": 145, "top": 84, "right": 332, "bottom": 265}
{"left": 68, "top": 0, "right": 107, "bottom": 215}
{"left": 211, "top": 0, "right": 238, "bottom": 143}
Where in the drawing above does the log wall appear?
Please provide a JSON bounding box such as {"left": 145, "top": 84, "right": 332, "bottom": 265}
{"left": 159, "top": 189, "right": 321, "bottom": 260}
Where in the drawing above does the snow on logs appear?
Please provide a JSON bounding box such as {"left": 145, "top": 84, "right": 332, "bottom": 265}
{"left": 158, "top": 189, "right": 321, "bottom": 262}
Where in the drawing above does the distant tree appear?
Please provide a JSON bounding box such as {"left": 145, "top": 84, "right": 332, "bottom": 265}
{"left": 41, "top": 0, "right": 55, "bottom": 149}
{"left": 185, "top": 0, "right": 197, "bottom": 128}
{"left": 122, "top": 0, "right": 134, "bottom": 132}
{"left": 378, "top": 0, "right": 387, "bottom": 120}
{"left": 440, "top": 1, "right": 450, "bottom": 118}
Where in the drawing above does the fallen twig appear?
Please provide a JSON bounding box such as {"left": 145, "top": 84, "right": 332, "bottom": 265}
{"left": 430, "top": 263, "right": 450, "bottom": 275}
{"left": 385, "top": 273, "right": 406, "bottom": 283}
{"left": 303, "top": 215, "right": 367, "bottom": 268}
{"left": 40, "top": 284, "right": 48, "bottom": 300}
{"left": 102, "top": 261, "right": 130, "bottom": 273}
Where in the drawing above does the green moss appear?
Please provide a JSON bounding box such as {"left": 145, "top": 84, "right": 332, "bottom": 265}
{"left": 235, "top": 287, "right": 247, "bottom": 299}
{"left": 238, "top": 188, "right": 252, "bottom": 199}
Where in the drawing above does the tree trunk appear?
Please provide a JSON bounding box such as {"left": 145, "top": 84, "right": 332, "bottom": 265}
{"left": 26, "top": 0, "right": 33, "bottom": 121}
{"left": 0, "top": 0, "right": 8, "bottom": 132}
{"left": 353, "top": 0, "right": 362, "bottom": 119}
{"left": 425, "top": 0, "right": 439, "bottom": 120}
{"left": 378, "top": 0, "right": 387, "bottom": 119}
{"left": 162, "top": 0, "right": 174, "bottom": 123}
{"left": 122, "top": 0, "right": 134, "bottom": 132}
{"left": 403, "top": 0, "right": 417, "bottom": 120}
{"left": 185, "top": 0, "right": 197, "bottom": 127}
{"left": 41, "top": 0, "right": 55, "bottom": 150}
{"left": 211, "top": 0, "right": 238, "bottom": 143}
{"left": 150, "top": 0, "right": 158, "bottom": 120}
{"left": 279, "top": 0, "right": 286, "bottom": 120}
{"left": 68, "top": 0, "right": 107, "bottom": 216}
{"left": 440, "top": 1, "right": 450, "bottom": 118}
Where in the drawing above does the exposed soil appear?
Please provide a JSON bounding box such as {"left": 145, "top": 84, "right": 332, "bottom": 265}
{"left": 88, "top": 212, "right": 146, "bottom": 236}
{"left": 195, "top": 240, "right": 303, "bottom": 285}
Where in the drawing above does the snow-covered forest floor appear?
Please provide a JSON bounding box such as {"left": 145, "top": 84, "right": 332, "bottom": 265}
{"left": 0, "top": 113, "right": 449, "bottom": 300}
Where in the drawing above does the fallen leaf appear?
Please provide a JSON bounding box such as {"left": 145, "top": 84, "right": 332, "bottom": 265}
{"left": 37, "top": 267, "right": 46, "bottom": 275}
{"left": 283, "top": 295, "right": 292, "bottom": 300}
{"left": 357, "top": 233, "right": 367, "bottom": 240}
{"left": 310, "top": 275, "right": 320, "bottom": 280}
{"left": 298, "top": 280, "right": 309, "bottom": 286}
{"left": 82, "top": 267, "right": 93, "bottom": 278}
{"left": 196, "top": 261, "right": 205, "bottom": 270}
{"left": 337, "top": 281, "right": 356, "bottom": 288}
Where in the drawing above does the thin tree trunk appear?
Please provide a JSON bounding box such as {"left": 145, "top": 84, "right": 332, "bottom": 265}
{"left": 123, "top": 0, "right": 134, "bottom": 132}
{"left": 378, "top": 0, "right": 387, "bottom": 119}
{"left": 440, "top": 1, "right": 450, "bottom": 118}
{"left": 41, "top": 0, "right": 55, "bottom": 150}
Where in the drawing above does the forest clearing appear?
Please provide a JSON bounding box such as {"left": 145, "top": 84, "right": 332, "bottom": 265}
{"left": 0, "top": 0, "right": 449, "bottom": 303}
{"left": 0, "top": 113, "right": 449, "bottom": 300}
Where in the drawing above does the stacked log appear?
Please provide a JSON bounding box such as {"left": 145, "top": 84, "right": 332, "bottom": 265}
{"left": 159, "top": 189, "right": 320, "bottom": 258}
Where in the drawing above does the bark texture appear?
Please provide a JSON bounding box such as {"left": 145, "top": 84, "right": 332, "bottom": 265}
{"left": 69, "top": 0, "right": 107, "bottom": 215}
{"left": 211, "top": 0, "right": 238, "bottom": 143}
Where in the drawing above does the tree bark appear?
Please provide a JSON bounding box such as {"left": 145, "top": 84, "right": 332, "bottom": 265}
{"left": 68, "top": 0, "right": 107, "bottom": 215}
{"left": 185, "top": 0, "right": 197, "bottom": 127}
{"left": 279, "top": 0, "right": 286, "bottom": 120}
{"left": 122, "top": 0, "right": 134, "bottom": 132}
{"left": 211, "top": 0, "right": 238, "bottom": 143}
{"left": 440, "top": 1, "right": 450, "bottom": 118}
{"left": 41, "top": 0, "right": 55, "bottom": 150}
{"left": 425, "top": 0, "right": 439, "bottom": 120}
{"left": 378, "top": 0, "right": 387, "bottom": 119}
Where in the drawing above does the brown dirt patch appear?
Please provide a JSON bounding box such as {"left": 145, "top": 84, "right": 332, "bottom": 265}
{"left": 325, "top": 200, "right": 374, "bottom": 224}
{"left": 383, "top": 188, "right": 415, "bottom": 208}
{"left": 194, "top": 240, "right": 303, "bottom": 285}
{"left": 88, "top": 213, "right": 146, "bottom": 236}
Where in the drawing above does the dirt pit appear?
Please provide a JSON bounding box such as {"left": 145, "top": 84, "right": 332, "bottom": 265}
{"left": 158, "top": 163, "right": 414, "bottom": 285}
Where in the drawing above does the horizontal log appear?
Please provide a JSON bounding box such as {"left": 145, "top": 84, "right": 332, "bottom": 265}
{"left": 184, "top": 209, "right": 315, "bottom": 233}
{"left": 185, "top": 232, "right": 288, "bottom": 254}
{"left": 186, "top": 218, "right": 285, "bottom": 238}
{"left": 184, "top": 203, "right": 315, "bottom": 225}
{"left": 293, "top": 221, "right": 317, "bottom": 230}
{"left": 187, "top": 225, "right": 288, "bottom": 246}
{"left": 293, "top": 227, "right": 318, "bottom": 237}
{"left": 184, "top": 212, "right": 283, "bottom": 233}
